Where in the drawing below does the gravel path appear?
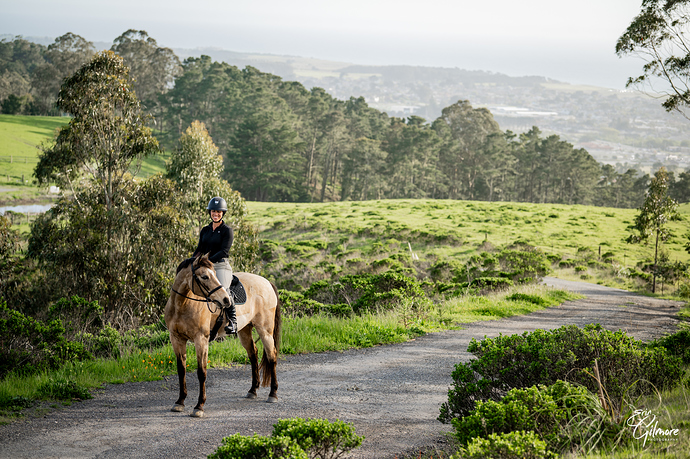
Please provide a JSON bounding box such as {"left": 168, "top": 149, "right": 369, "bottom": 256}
{"left": 0, "top": 278, "right": 683, "bottom": 459}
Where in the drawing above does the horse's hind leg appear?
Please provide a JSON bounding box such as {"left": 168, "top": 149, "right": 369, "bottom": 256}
{"left": 238, "top": 327, "right": 259, "bottom": 399}
{"left": 256, "top": 328, "right": 278, "bottom": 402}
{"left": 170, "top": 337, "right": 187, "bottom": 412}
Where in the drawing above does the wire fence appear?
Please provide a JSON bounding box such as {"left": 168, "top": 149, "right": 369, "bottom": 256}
{"left": 0, "top": 156, "right": 38, "bottom": 164}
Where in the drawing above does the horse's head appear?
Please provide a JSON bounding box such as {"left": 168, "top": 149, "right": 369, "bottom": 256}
{"left": 181, "top": 254, "right": 232, "bottom": 308}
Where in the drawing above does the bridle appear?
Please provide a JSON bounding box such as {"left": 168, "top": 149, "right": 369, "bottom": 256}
{"left": 171, "top": 261, "right": 225, "bottom": 313}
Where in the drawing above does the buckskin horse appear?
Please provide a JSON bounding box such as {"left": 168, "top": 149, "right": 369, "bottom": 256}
{"left": 164, "top": 254, "right": 281, "bottom": 417}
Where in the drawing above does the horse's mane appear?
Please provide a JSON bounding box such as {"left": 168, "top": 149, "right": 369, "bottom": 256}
{"left": 176, "top": 255, "right": 213, "bottom": 274}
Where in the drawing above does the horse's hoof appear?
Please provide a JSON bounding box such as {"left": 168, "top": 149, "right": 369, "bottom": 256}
{"left": 266, "top": 396, "right": 278, "bottom": 403}
{"left": 171, "top": 404, "right": 185, "bottom": 412}
{"left": 246, "top": 392, "right": 257, "bottom": 399}
{"left": 190, "top": 409, "right": 205, "bottom": 418}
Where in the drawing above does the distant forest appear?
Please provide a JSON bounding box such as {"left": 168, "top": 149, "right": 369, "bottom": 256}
{"left": 2, "top": 31, "right": 690, "bottom": 206}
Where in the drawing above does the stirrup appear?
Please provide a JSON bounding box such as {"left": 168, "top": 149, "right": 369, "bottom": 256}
{"left": 224, "top": 322, "right": 237, "bottom": 335}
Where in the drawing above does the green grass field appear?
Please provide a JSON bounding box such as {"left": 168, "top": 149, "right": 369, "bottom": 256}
{"left": 0, "top": 114, "right": 170, "bottom": 197}
{"left": 245, "top": 199, "right": 690, "bottom": 274}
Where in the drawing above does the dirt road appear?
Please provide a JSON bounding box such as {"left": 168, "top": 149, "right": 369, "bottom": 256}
{"left": 0, "top": 278, "right": 683, "bottom": 458}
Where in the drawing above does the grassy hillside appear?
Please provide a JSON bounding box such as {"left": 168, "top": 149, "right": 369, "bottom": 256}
{"left": 245, "top": 199, "right": 690, "bottom": 292}
{"left": 0, "top": 114, "right": 68, "bottom": 182}
{"left": 0, "top": 114, "right": 169, "bottom": 201}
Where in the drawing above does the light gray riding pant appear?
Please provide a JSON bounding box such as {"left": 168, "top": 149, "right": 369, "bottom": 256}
{"left": 213, "top": 259, "right": 233, "bottom": 291}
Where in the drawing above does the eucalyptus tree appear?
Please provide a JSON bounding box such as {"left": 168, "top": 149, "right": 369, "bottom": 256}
{"left": 35, "top": 50, "right": 160, "bottom": 211}
{"left": 616, "top": 0, "right": 690, "bottom": 118}
{"left": 31, "top": 33, "right": 95, "bottom": 114}
{"left": 111, "top": 29, "right": 181, "bottom": 111}
{"left": 167, "top": 120, "right": 224, "bottom": 203}
{"left": 626, "top": 167, "right": 679, "bottom": 292}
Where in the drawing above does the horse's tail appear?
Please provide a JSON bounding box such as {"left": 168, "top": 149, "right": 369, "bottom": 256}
{"left": 260, "top": 282, "right": 281, "bottom": 387}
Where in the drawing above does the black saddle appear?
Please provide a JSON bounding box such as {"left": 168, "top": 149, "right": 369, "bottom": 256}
{"left": 229, "top": 275, "right": 247, "bottom": 305}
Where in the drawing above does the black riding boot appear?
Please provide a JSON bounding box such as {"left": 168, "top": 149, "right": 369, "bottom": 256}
{"left": 224, "top": 293, "right": 237, "bottom": 335}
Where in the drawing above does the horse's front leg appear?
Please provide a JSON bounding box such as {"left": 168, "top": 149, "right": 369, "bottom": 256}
{"left": 191, "top": 335, "right": 209, "bottom": 417}
{"left": 170, "top": 337, "right": 187, "bottom": 412}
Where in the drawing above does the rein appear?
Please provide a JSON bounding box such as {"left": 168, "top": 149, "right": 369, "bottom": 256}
{"left": 171, "top": 261, "right": 224, "bottom": 313}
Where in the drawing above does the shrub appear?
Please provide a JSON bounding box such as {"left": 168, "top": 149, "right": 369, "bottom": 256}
{"left": 450, "top": 381, "right": 613, "bottom": 452}
{"left": 209, "top": 418, "right": 363, "bottom": 459}
{"left": 439, "top": 324, "right": 683, "bottom": 423}
{"left": 0, "top": 300, "right": 92, "bottom": 378}
{"left": 272, "top": 418, "right": 364, "bottom": 459}
{"left": 453, "top": 430, "right": 555, "bottom": 459}
{"left": 302, "top": 272, "right": 428, "bottom": 315}
{"left": 470, "top": 277, "right": 514, "bottom": 292}
{"left": 546, "top": 253, "right": 562, "bottom": 264}
{"left": 208, "top": 434, "right": 307, "bottom": 459}
{"left": 496, "top": 249, "right": 550, "bottom": 283}
{"left": 279, "top": 290, "right": 353, "bottom": 318}
{"left": 649, "top": 329, "right": 690, "bottom": 364}
{"left": 47, "top": 296, "right": 104, "bottom": 339}
{"left": 558, "top": 259, "right": 576, "bottom": 268}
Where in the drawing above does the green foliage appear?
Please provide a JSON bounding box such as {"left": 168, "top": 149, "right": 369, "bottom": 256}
{"left": 451, "top": 381, "right": 605, "bottom": 452}
{"left": 166, "top": 120, "right": 223, "bottom": 202}
{"left": 616, "top": 0, "right": 690, "bottom": 115}
{"left": 648, "top": 329, "right": 690, "bottom": 364}
{"left": 626, "top": 168, "right": 679, "bottom": 292}
{"left": 279, "top": 290, "right": 353, "bottom": 318}
{"left": 34, "top": 50, "right": 160, "bottom": 197}
{"left": 272, "top": 418, "right": 364, "bottom": 459}
{"left": 36, "top": 378, "right": 92, "bottom": 401}
{"left": 303, "top": 271, "right": 430, "bottom": 314}
{"left": 27, "top": 176, "right": 193, "bottom": 327}
{"left": 209, "top": 418, "right": 363, "bottom": 459}
{"left": 209, "top": 434, "right": 308, "bottom": 459}
{"left": 439, "top": 324, "right": 683, "bottom": 423}
{"left": 454, "top": 430, "right": 555, "bottom": 459}
{"left": 0, "top": 300, "right": 91, "bottom": 378}
{"left": 47, "top": 296, "right": 103, "bottom": 339}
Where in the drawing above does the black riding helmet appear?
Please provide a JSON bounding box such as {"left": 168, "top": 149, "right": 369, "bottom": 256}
{"left": 207, "top": 196, "right": 227, "bottom": 217}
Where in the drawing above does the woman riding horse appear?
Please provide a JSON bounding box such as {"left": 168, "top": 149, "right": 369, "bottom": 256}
{"left": 192, "top": 196, "right": 237, "bottom": 335}
{"left": 165, "top": 232, "right": 281, "bottom": 416}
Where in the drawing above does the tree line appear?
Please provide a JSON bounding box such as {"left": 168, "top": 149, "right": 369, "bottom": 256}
{"left": 3, "top": 31, "right": 690, "bottom": 206}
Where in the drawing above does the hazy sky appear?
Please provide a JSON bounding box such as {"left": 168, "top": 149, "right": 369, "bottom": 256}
{"left": 2, "top": 0, "right": 645, "bottom": 89}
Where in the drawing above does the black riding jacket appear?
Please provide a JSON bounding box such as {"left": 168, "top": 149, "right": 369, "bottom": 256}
{"left": 193, "top": 221, "right": 234, "bottom": 263}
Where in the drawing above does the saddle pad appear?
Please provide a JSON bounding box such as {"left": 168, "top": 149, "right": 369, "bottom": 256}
{"left": 230, "top": 275, "right": 247, "bottom": 305}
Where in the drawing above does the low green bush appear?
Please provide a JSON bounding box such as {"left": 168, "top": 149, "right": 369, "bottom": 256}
{"left": 649, "top": 329, "right": 690, "bottom": 364}
{"left": 439, "top": 324, "right": 683, "bottom": 423}
{"left": 209, "top": 434, "right": 307, "bottom": 459}
{"left": 47, "top": 296, "right": 104, "bottom": 339}
{"left": 301, "top": 272, "right": 428, "bottom": 314}
{"left": 279, "top": 290, "right": 353, "bottom": 318}
{"left": 450, "top": 380, "right": 627, "bottom": 454}
{"left": 0, "top": 300, "right": 92, "bottom": 378}
{"left": 209, "top": 418, "right": 363, "bottom": 459}
{"left": 453, "top": 430, "right": 555, "bottom": 459}
{"left": 272, "top": 418, "right": 364, "bottom": 459}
